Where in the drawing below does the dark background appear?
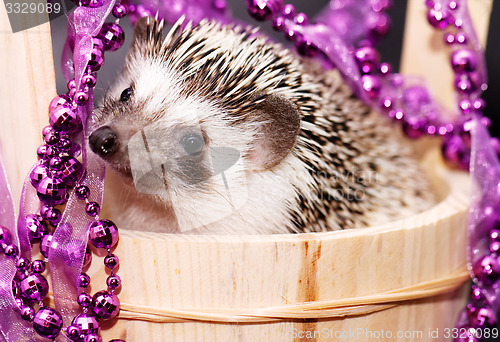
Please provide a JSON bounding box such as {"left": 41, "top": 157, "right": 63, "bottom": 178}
{"left": 49, "top": 1, "right": 500, "bottom": 336}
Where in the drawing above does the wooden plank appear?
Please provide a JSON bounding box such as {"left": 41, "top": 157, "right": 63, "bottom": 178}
{"left": 0, "top": 9, "right": 56, "bottom": 204}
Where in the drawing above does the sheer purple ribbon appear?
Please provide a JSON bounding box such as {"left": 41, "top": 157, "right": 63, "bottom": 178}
{"left": 0, "top": 0, "right": 497, "bottom": 339}
{"left": 48, "top": 0, "right": 115, "bottom": 328}
{"left": 0, "top": 147, "right": 43, "bottom": 341}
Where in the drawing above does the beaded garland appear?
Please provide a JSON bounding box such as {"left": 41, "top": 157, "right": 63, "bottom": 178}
{"left": 0, "top": 0, "right": 498, "bottom": 341}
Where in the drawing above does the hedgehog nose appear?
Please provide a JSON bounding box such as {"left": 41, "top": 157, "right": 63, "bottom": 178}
{"left": 89, "top": 126, "right": 118, "bottom": 157}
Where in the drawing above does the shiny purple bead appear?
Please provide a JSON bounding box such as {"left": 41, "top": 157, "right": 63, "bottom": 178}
{"left": 67, "top": 79, "right": 76, "bottom": 90}
{"left": 44, "top": 129, "right": 60, "bottom": 146}
{"left": 107, "top": 274, "right": 121, "bottom": 289}
{"left": 36, "top": 176, "right": 68, "bottom": 206}
{"left": 74, "top": 91, "right": 89, "bottom": 106}
{"left": 294, "top": 12, "right": 308, "bottom": 25}
{"left": 86, "top": 201, "right": 101, "bottom": 217}
{"left": 402, "top": 116, "right": 426, "bottom": 139}
{"left": 82, "top": 73, "right": 97, "bottom": 88}
{"left": 89, "top": 219, "right": 119, "bottom": 249}
{"left": 48, "top": 95, "right": 71, "bottom": 112}
{"left": 4, "top": 244, "right": 18, "bottom": 258}
{"left": 472, "top": 255, "right": 500, "bottom": 284}
{"left": 66, "top": 325, "right": 81, "bottom": 341}
{"left": 79, "top": 273, "right": 91, "bottom": 288}
{"left": 40, "top": 233, "right": 54, "bottom": 258}
{"left": 92, "top": 290, "right": 120, "bottom": 319}
{"left": 454, "top": 72, "right": 481, "bottom": 94}
{"left": 37, "top": 145, "right": 48, "bottom": 159}
{"left": 442, "top": 135, "right": 469, "bottom": 170}
{"left": 104, "top": 254, "right": 119, "bottom": 269}
{"left": 75, "top": 185, "right": 90, "bottom": 200}
{"left": 32, "top": 260, "right": 46, "bottom": 273}
{"left": 247, "top": 0, "right": 284, "bottom": 21}
{"left": 360, "top": 75, "right": 381, "bottom": 99}
{"left": 272, "top": 16, "right": 286, "bottom": 31}
{"left": 29, "top": 163, "right": 48, "bottom": 187}
{"left": 49, "top": 156, "right": 64, "bottom": 171}
{"left": 100, "top": 23, "right": 125, "bottom": 52}
{"left": 49, "top": 105, "right": 82, "bottom": 134}
{"left": 282, "top": 3, "right": 295, "bottom": 18}
{"left": 45, "top": 145, "right": 59, "bottom": 159}
{"left": 86, "top": 48, "right": 105, "bottom": 71}
{"left": 26, "top": 214, "right": 47, "bottom": 242}
{"left": 467, "top": 304, "right": 497, "bottom": 327}
{"left": 86, "top": 334, "right": 102, "bottom": 342}
{"left": 112, "top": 3, "right": 127, "bottom": 18}
{"left": 16, "top": 257, "right": 30, "bottom": 272}
{"left": 19, "top": 273, "right": 49, "bottom": 303}
{"left": 59, "top": 156, "right": 83, "bottom": 186}
{"left": 451, "top": 49, "right": 478, "bottom": 73}
{"left": 57, "top": 136, "right": 72, "bottom": 152}
{"left": 20, "top": 305, "right": 35, "bottom": 322}
{"left": 41, "top": 205, "right": 62, "bottom": 226}
{"left": 380, "top": 62, "right": 392, "bottom": 75}
{"left": 367, "top": 12, "right": 390, "bottom": 40}
{"left": 77, "top": 292, "right": 93, "bottom": 307}
{"left": 296, "top": 39, "right": 319, "bottom": 58}
{"left": 355, "top": 47, "right": 380, "bottom": 74}
{"left": 87, "top": 0, "right": 103, "bottom": 8}
{"left": 427, "top": 8, "right": 450, "bottom": 29}
{"left": 72, "top": 313, "right": 100, "bottom": 335}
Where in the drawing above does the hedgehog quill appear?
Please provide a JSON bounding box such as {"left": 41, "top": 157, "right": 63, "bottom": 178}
{"left": 89, "top": 17, "right": 434, "bottom": 234}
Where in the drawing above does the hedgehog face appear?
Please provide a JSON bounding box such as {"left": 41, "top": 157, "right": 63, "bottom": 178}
{"left": 90, "top": 17, "right": 311, "bottom": 232}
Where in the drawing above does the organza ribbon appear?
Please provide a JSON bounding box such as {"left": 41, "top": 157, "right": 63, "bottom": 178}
{"left": 48, "top": 0, "right": 115, "bottom": 329}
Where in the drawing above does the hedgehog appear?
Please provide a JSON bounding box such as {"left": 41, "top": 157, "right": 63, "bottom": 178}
{"left": 89, "top": 16, "right": 434, "bottom": 234}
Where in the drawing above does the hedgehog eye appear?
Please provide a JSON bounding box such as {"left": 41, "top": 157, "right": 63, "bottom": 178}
{"left": 181, "top": 133, "right": 205, "bottom": 155}
{"left": 120, "top": 87, "right": 133, "bottom": 102}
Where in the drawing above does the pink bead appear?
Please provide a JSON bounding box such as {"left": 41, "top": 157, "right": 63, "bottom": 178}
{"left": 294, "top": 13, "right": 308, "bottom": 25}
{"left": 444, "top": 33, "right": 455, "bottom": 44}
{"left": 89, "top": 219, "right": 119, "bottom": 249}
{"left": 100, "top": 23, "right": 125, "bottom": 52}
{"left": 354, "top": 47, "right": 380, "bottom": 74}
{"left": 451, "top": 49, "right": 478, "bottom": 73}
{"left": 112, "top": 3, "right": 127, "bottom": 18}
{"left": 272, "top": 17, "right": 286, "bottom": 31}
{"left": 282, "top": 4, "right": 295, "bottom": 18}
{"left": 371, "top": 0, "right": 392, "bottom": 12}
{"left": 74, "top": 91, "right": 89, "bottom": 106}
{"left": 72, "top": 313, "right": 100, "bottom": 335}
{"left": 368, "top": 12, "right": 390, "bottom": 39}
{"left": 247, "top": 0, "right": 284, "bottom": 21}
{"left": 427, "top": 8, "right": 450, "bottom": 29}
{"left": 67, "top": 79, "right": 76, "bottom": 90}
{"left": 86, "top": 48, "right": 105, "bottom": 71}
{"left": 380, "top": 63, "right": 392, "bottom": 75}
{"left": 48, "top": 95, "right": 71, "bottom": 112}
{"left": 448, "top": 1, "right": 458, "bottom": 10}
{"left": 92, "top": 291, "right": 120, "bottom": 319}
{"left": 472, "top": 255, "right": 500, "bottom": 285}
{"left": 82, "top": 74, "right": 97, "bottom": 88}
{"left": 361, "top": 75, "right": 381, "bottom": 99}
{"left": 456, "top": 32, "right": 467, "bottom": 44}
{"left": 49, "top": 105, "right": 82, "bottom": 134}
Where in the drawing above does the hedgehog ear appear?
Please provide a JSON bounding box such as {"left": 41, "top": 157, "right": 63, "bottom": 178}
{"left": 249, "top": 94, "right": 301, "bottom": 170}
{"left": 128, "top": 16, "right": 164, "bottom": 58}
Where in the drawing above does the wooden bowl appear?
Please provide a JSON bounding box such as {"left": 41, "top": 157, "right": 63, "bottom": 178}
{"left": 87, "top": 147, "right": 470, "bottom": 341}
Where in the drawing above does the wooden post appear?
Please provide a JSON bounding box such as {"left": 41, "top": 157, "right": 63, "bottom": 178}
{"left": 0, "top": 9, "right": 56, "bottom": 205}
